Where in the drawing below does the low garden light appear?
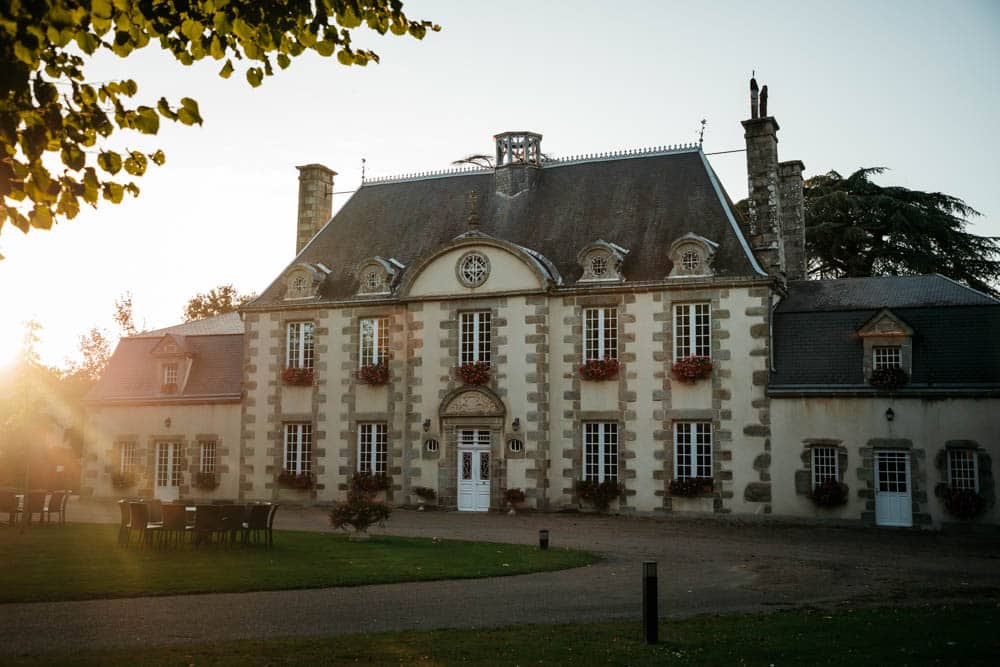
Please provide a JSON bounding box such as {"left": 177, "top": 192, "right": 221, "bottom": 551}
{"left": 885, "top": 408, "right": 895, "bottom": 422}
{"left": 512, "top": 417, "right": 520, "bottom": 432}
{"left": 423, "top": 418, "right": 431, "bottom": 432}
{"left": 539, "top": 529, "right": 549, "bottom": 550}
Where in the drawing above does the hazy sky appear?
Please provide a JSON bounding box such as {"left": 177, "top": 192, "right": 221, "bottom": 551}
{"left": 2, "top": 0, "right": 998, "bottom": 367}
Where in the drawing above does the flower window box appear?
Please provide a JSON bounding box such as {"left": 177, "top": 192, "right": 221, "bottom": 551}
{"left": 282, "top": 368, "right": 315, "bottom": 386}
{"left": 193, "top": 472, "right": 220, "bottom": 491}
{"left": 277, "top": 469, "right": 314, "bottom": 490}
{"left": 355, "top": 362, "right": 390, "bottom": 386}
{"left": 668, "top": 477, "right": 714, "bottom": 497}
{"left": 869, "top": 367, "right": 908, "bottom": 392}
{"left": 160, "top": 382, "right": 178, "bottom": 394}
{"left": 671, "top": 356, "right": 713, "bottom": 383}
{"left": 809, "top": 479, "right": 848, "bottom": 507}
{"left": 456, "top": 361, "right": 491, "bottom": 386}
{"left": 579, "top": 357, "right": 619, "bottom": 381}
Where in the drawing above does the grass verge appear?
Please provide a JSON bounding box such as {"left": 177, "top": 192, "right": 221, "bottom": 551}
{"left": 0, "top": 523, "right": 596, "bottom": 603}
{"left": 6, "top": 602, "right": 999, "bottom": 665}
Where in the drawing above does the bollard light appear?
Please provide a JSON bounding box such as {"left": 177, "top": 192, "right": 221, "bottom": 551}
{"left": 539, "top": 529, "right": 549, "bottom": 550}
{"left": 642, "top": 560, "right": 658, "bottom": 644}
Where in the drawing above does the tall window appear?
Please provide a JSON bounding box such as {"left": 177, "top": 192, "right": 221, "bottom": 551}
{"left": 583, "top": 422, "right": 618, "bottom": 483}
{"left": 811, "top": 447, "right": 838, "bottom": 488}
{"left": 674, "top": 303, "right": 711, "bottom": 358}
{"left": 119, "top": 441, "right": 137, "bottom": 474}
{"left": 948, "top": 449, "right": 978, "bottom": 491}
{"left": 199, "top": 440, "right": 217, "bottom": 474}
{"left": 584, "top": 307, "right": 618, "bottom": 361}
{"left": 358, "top": 423, "right": 388, "bottom": 474}
{"left": 674, "top": 422, "right": 712, "bottom": 479}
{"left": 284, "top": 423, "right": 312, "bottom": 474}
{"left": 286, "top": 322, "right": 315, "bottom": 370}
{"left": 872, "top": 346, "right": 901, "bottom": 371}
{"left": 359, "top": 317, "right": 391, "bottom": 367}
{"left": 163, "top": 363, "right": 178, "bottom": 385}
{"left": 459, "top": 311, "right": 491, "bottom": 365}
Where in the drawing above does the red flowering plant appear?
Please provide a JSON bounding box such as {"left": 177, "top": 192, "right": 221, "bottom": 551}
{"left": 277, "top": 469, "right": 314, "bottom": 490}
{"left": 671, "top": 356, "right": 713, "bottom": 383}
{"left": 456, "top": 361, "right": 491, "bottom": 386}
{"left": 575, "top": 479, "right": 623, "bottom": 512}
{"left": 579, "top": 357, "right": 620, "bottom": 381}
{"left": 936, "top": 484, "right": 987, "bottom": 519}
{"left": 351, "top": 471, "right": 391, "bottom": 495}
{"left": 668, "top": 477, "right": 714, "bottom": 497}
{"left": 809, "top": 479, "right": 849, "bottom": 507}
{"left": 355, "top": 362, "right": 390, "bottom": 385}
{"left": 160, "top": 382, "right": 178, "bottom": 394}
{"left": 282, "top": 367, "right": 314, "bottom": 386}
{"left": 869, "top": 367, "right": 908, "bottom": 392}
{"left": 193, "top": 472, "right": 220, "bottom": 491}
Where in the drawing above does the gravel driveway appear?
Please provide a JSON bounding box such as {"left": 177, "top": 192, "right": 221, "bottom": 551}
{"left": 1, "top": 500, "right": 998, "bottom": 655}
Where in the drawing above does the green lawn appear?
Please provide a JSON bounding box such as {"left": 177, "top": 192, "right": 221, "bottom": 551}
{"left": 7, "top": 603, "right": 999, "bottom": 665}
{"left": 0, "top": 523, "right": 596, "bottom": 603}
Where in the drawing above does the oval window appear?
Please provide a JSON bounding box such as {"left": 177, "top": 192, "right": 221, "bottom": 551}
{"left": 424, "top": 439, "right": 440, "bottom": 453}
{"left": 507, "top": 438, "right": 524, "bottom": 453}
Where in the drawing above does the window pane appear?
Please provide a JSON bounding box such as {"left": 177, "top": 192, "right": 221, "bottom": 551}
{"left": 200, "top": 441, "right": 217, "bottom": 474}
{"left": 584, "top": 422, "right": 600, "bottom": 481}
{"left": 604, "top": 308, "right": 618, "bottom": 360}
{"left": 695, "top": 423, "right": 712, "bottom": 477}
{"left": 694, "top": 304, "right": 711, "bottom": 357}
{"left": 603, "top": 423, "right": 618, "bottom": 482}
{"left": 302, "top": 323, "right": 314, "bottom": 370}
{"left": 674, "top": 423, "right": 692, "bottom": 479}
{"left": 673, "top": 305, "right": 690, "bottom": 359}
{"left": 360, "top": 319, "right": 375, "bottom": 367}
{"left": 873, "top": 346, "right": 901, "bottom": 371}
{"left": 377, "top": 317, "right": 391, "bottom": 363}
{"left": 287, "top": 323, "right": 300, "bottom": 368}
{"left": 460, "top": 312, "right": 491, "bottom": 364}
{"left": 300, "top": 425, "right": 312, "bottom": 474}
{"left": 358, "top": 424, "right": 372, "bottom": 473}
{"left": 948, "top": 449, "right": 977, "bottom": 491}
{"left": 811, "top": 447, "right": 838, "bottom": 487}
{"left": 584, "top": 309, "right": 600, "bottom": 361}
{"left": 374, "top": 423, "right": 387, "bottom": 474}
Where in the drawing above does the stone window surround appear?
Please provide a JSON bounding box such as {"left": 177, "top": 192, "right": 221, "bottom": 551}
{"left": 582, "top": 420, "right": 620, "bottom": 483}
{"left": 358, "top": 315, "right": 392, "bottom": 368}
{"left": 793, "top": 438, "right": 849, "bottom": 497}
{"left": 672, "top": 301, "right": 712, "bottom": 360}
{"left": 582, "top": 305, "right": 618, "bottom": 361}
{"left": 286, "top": 320, "right": 315, "bottom": 370}
{"left": 576, "top": 412, "right": 627, "bottom": 488}
{"left": 933, "top": 440, "right": 994, "bottom": 512}
{"left": 672, "top": 420, "right": 713, "bottom": 480}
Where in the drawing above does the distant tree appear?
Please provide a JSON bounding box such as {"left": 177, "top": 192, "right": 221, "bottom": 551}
{"left": 67, "top": 328, "right": 111, "bottom": 383}
{"left": 113, "top": 292, "right": 138, "bottom": 336}
{"left": 737, "top": 167, "right": 1000, "bottom": 295}
{"left": 183, "top": 284, "right": 256, "bottom": 321}
{"left": 0, "top": 1, "right": 439, "bottom": 254}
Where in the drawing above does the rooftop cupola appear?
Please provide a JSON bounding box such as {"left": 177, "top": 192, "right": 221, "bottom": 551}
{"left": 494, "top": 131, "right": 542, "bottom": 198}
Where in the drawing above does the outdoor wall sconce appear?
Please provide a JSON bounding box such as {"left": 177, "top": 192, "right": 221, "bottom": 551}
{"left": 164, "top": 417, "right": 172, "bottom": 428}
{"left": 885, "top": 408, "right": 894, "bottom": 422}
{"left": 423, "top": 418, "right": 431, "bottom": 432}
{"left": 512, "top": 417, "right": 520, "bottom": 432}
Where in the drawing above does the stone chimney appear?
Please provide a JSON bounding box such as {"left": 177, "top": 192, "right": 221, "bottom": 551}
{"left": 295, "top": 163, "right": 336, "bottom": 255}
{"left": 740, "top": 78, "right": 805, "bottom": 280}
{"left": 494, "top": 131, "right": 542, "bottom": 198}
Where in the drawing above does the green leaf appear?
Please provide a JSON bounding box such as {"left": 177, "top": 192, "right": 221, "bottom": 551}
{"left": 149, "top": 149, "right": 166, "bottom": 166}
{"left": 97, "top": 151, "right": 122, "bottom": 175}
{"left": 134, "top": 106, "right": 160, "bottom": 134}
{"left": 61, "top": 144, "right": 86, "bottom": 171}
{"left": 157, "top": 98, "right": 178, "bottom": 121}
{"left": 219, "top": 59, "right": 234, "bottom": 79}
{"left": 30, "top": 205, "right": 53, "bottom": 230}
{"left": 246, "top": 67, "right": 263, "bottom": 87}
{"left": 276, "top": 53, "right": 291, "bottom": 70}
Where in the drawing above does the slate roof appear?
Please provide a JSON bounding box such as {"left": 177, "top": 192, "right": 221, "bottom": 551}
{"left": 138, "top": 312, "right": 244, "bottom": 337}
{"left": 85, "top": 333, "right": 243, "bottom": 404}
{"left": 252, "top": 148, "right": 764, "bottom": 306}
{"left": 771, "top": 276, "right": 1000, "bottom": 393}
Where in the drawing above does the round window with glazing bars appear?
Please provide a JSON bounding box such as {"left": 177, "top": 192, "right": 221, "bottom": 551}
{"left": 681, "top": 249, "right": 701, "bottom": 272}
{"left": 424, "top": 439, "right": 439, "bottom": 453}
{"left": 590, "top": 255, "right": 609, "bottom": 277}
{"left": 457, "top": 252, "right": 490, "bottom": 287}
{"left": 507, "top": 438, "right": 524, "bottom": 453}
{"left": 364, "top": 270, "right": 383, "bottom": 291}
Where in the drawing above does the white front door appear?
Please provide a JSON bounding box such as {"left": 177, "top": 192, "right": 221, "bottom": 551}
{"left": 155, "top": 442, "right": 181, "bottom": 502}
{"left": 457, "top": 429, "right": 491, "bottom": 512}
{"left": 875, "top": 450, "right": 912, "bottom": 527}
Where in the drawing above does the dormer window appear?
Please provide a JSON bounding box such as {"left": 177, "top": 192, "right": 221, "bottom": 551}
{"left": 364, "top": 270, "right": 382, "bottom": 292}
{"left": 857, "top": 309, "right": 913, "bottom": 387}
{"left": 668, "top": 233, "right": 717, "bottom": 278}
{"left": 873, "top": 346, "right": 901, "bottom": 371}
{"left": 356, "top": 257, "right": 401, "bottom": 295}
{"left": 284, "top": 262, "right": 327, "bottom": 300}
{"left": 577, "top": 240, "right": 628, "bottom": 283}
{"left": 163, "top": 364, "right": 178, "bottom": 385}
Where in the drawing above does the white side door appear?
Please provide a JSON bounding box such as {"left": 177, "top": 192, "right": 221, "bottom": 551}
{"left": 875, "top": 450, "right": 912, "bottom": 527}
{"left": 154, "top": 442, "right": 181, "bottom": 502}
{"left": 457, "top": 430, "right": 491, "bottom": 512}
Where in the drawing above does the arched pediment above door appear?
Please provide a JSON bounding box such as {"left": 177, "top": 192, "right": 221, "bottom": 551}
{"left": 439, "top": 386, "right": 505, "bottom": 418}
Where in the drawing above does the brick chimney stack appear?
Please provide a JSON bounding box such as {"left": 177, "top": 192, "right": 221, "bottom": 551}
{"left": 295, "top": 164, "right": 336, "bottom": 255}
{"left": 741, "top": 78, "right": 806, "bottom": 280}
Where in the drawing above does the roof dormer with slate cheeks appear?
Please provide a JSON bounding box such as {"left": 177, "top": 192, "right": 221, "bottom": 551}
{"left": 857, "top": 308, "right": 914, "bottom": 381}
{"left": 355, "top": 256, "right": 404, "bottom": 296}
{"left": 576, "top": 240, "right": 628, "bottom": 283}
{"left": 667, "top": 233, "right": 718, "bottom": 279}
{"left": 282, "top": 262, "right": 329, "bottom": 301}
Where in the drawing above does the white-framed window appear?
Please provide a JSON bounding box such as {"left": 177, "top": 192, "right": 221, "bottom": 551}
{"left": 358, "top": 423, "right": 388, "bottom": 474}
{"left": 674, "top": 422, "right": 712, "bottom": 479}
{"left": 508, "top": 438, "right": 524, "bottom": 453}
{"left": 119, "top": 441, "right": 137, "bottom": 474}
{"left": 283, "top": 423, "right": 312, "bottom": 474}
{"left": 583, "top": 307, "right": 618, "bottom": 361}
{"left": 359, "top": 317, "right": 391, "bottom": 367}
{"left": 286, "top": 322, "right": 315, "bottom": 370}
{"left": 673, "top": 303, "right": 711, "bottom": 358}
{"left": 873, "top": 346, "right": 901, "bottom": 371}
{"left": 811, "top": 446, "right": 839, "bottom": 488}
{"left": 583, "top": 422, "right": 618, "bottom": 483}
{"left": 459, "top": 311, "right": 491, "bottom": 365}
{"left": 163, "top": 363, "right": 178, "bottom": 385}
{"left": 948, "top": 449, "right": 978, "bottom": 491}
{"left": 199, "top": 440, "right": 217, "bottom": 474}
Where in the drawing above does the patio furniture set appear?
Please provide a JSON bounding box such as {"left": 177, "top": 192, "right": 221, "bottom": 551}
{"left": 0, "top": 490, "right": 70, "bottom": 526}
{"left": 118, "top": 500, "right": 279, "bottom": 549}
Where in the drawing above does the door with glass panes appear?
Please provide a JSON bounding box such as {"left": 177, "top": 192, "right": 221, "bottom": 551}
{"left": 154, "top": 442, "right": 182, "bottom": 502}
{"left": 457, "top": 429, "right": 491, "bottom": 511}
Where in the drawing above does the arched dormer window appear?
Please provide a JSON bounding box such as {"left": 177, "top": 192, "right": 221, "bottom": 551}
{"left": 577, "top": 240, "right": 628, "bottom": 283}
{"left": 284, "top": 262, "right": 329, "bottom": 300}
{"left": 667, "top": 233, "right": 718, "bottom": 278}
{"left": 355, "top": 257, "right": 403, "bottom": 296}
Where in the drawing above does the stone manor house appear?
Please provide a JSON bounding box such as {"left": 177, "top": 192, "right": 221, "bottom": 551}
{"left": 83, "top": 80, "right": 1000, "bottom": 529}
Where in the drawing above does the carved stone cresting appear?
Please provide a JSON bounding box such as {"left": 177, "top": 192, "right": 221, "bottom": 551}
{"left": 667, "top": 232, "right": 718, "bottom": 278}
{"left": 440, "top": 388, "right": 504, "bottom": 418}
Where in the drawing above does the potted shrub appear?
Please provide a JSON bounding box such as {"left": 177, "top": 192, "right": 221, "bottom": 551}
{"left": 193, "top": 471, "right": 220, "bottom": 492}
{"left": 355, "top": 362, "right": 390, "bottom": 385}
{"left": 329, "top": 493, "right": 391, "bottom": 541}
{"left": 809, "top": 479, "right": 848, "bottom": 507}
{"left": 412, "top": 485, "right": 436, "bottom": 510}
{"left": 579, "top": 357, "right": 619, "bottom": 381}
{"left": 939, "top": 486, "right": 987, "bottom": 519}
{"left": 869, "top": 367, "right": 908, "bottom": 391}
{"left": 504, "top": 487, "right": 526, "bottom": 514}
{"left": 110, "top": 471, "right": 137, "bottom": 490}
{"left": 277, "top": 469, "right": 314, "bottom": 490}
{"left": 671, "top": 356, "right": 713, "bottom": 383}
{"left": 456, "top": 361, "right": 491, "bottom": 386}
{"left": 668, "top": 477, "right": 714, "bottom": 497}
{"left": 575, "top": 479, "right": 622, "bottom": 512}
{"left": 351, "top": 471, "right": 391, "bottom": 495}
{"left": 282, "top": 367, "right": 315, "bottom": 386}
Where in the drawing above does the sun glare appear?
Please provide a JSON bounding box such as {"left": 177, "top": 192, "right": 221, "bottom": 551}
{"left": 0, "top": 323, "right": 25, "bottom": 370}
